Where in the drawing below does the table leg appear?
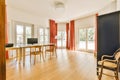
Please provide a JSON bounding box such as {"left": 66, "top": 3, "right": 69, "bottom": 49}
{"left": 19, "top": 48, "right": 22, "bottom": 64}
{"left": 16, "top": 49, "right": 19, "bottom": 61}
{"left": 23, "top": 48, "right": 25, "bottom": 65}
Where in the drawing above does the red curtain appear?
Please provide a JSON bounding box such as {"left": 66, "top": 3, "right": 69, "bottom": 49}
{"left": 94, "top": 13, "right": 98, "bottom": 55}
{"left": 66, "top": 23, "right": 69, "bottom": 49}
{"left": 69, "top": 20, "right": 75, "bottom": 50}
{"left": 55, "top": 23, "right": 57, "bottom": 45}
{"left": 5, "top": 5, "right": 9, "bottom": 59}
{"left": 49, "top": 19, "right": 57, "bottom": 44}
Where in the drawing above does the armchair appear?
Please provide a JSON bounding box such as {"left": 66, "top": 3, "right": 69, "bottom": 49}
{"left": 97, "top": 48, "right": 120, "bottom": 80}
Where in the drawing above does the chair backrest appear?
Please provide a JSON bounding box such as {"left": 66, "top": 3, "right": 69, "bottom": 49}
{"left": 46, "top": 45, "right": 55, "bottom": 51}
{"left": 30, "top": 46, "right": 42, "bottom": 52}
{"left": 114, "top": 48, "right": 120, "bottom": 61}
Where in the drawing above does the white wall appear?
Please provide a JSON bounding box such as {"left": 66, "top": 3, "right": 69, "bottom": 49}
{"left": 57, "top": 23, "right": 66, "bottom": 31}
{"left": 7, "top": 20, "right": 14, "bottom": 43}
{"left": 7, "top": 6, "right": 49, "bottom": 27}
{"left": 117, "top": 0, "right": 120, "bottom": 10}
{"left": 7, "top": 6, "right": 49, "bottom": 43}
{"left": 98, "top": 1, "right": 117, "bottom": 15}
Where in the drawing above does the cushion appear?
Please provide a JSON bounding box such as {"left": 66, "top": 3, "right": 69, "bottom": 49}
{"left": 98, "top": 61, "right": 117, "bottom": 69}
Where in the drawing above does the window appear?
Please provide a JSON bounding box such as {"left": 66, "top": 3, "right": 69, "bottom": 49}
{"left": 15, "top": 22, "right": 33, "bottom": 45}
{"left": 38, "top": 27, "right": 49, "bottom": 44}
{"left": 87, "top": 28, "right": 95, "bottom": 50}
{"left": 57, "top": 31, "right": 66, "bottom": 48}
{"left": 79, "top": 27, "right": 95, "bottom": 52}
{"left": 79, "top": 28, "right": 86, "bottom": 49}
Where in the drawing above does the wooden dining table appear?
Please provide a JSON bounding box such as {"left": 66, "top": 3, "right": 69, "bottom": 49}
{"left": 5, "top": 43, "right": 56, "bottom": 65}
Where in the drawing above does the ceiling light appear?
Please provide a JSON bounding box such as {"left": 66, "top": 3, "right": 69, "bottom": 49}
{"left": 54, "top": 1, "right": 65, "bottom": 11}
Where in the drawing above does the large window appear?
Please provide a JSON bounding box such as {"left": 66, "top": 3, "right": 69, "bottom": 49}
{"left": 79, "top": 27, "right": 95, "bottom": 52}
{"left": 9, "top": 22, "right": 34, "bottom": 57}
{"left": 38, "top": 27, "right": 49, "bottom": 44}
{"left": 15, "top": 22, "right": 33, "bottom": 45}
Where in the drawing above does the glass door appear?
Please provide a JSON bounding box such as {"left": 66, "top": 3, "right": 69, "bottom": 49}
{"left": 44, "top": 28, "right": 49, "bottom": 44}
{"left": 79, "top": 28, "right": 86, "bottom": 50}
{"left": 79, "top": 27, "right": 95, "bottom": 52}
{"left": 87, "top": 28, "right": 95, "bottom": 50}
{"left": 16, "top": 25, "right": 24, "bottom": 45}
{"left": 39, "top": 28, "right": 44, "bottom": 44}
{"left": 57, "top": 32, "right": 61, "bottom": 47}
{"left": 38, "top": 28, "right": 49, "bottom": 44}
{"left": 15, "top": 22, "right": 33, "bottom": 45}
{"left": 57, "top": 31, "right": 66, "bottom": 48}
{"left": 25, "top": 26, "right": 32, "bottom": 44}
{"left": 62, "top": 32, "right": 66, "bottom": 47}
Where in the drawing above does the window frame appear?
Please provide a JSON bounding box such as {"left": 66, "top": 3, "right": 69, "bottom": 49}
{"left": 14, "top": 21, "right": 34, "bottom": 45}
{"left": 37, "top": 27, "right": 50, "bottom": 44}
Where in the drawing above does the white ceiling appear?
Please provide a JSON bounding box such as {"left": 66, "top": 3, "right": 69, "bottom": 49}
{"left": 6, "top": 0, "right": 115, "bottom": 22}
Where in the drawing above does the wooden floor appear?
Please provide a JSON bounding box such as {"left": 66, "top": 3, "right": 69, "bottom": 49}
{"left": 6, "top": 49, "right": 119, "bottom": 80}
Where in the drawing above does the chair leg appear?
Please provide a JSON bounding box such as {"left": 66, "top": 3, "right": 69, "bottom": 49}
{"left": 50, "top": 52, "right": 52, "bottom": 59}
{"left": 42, "top": 53, "right": 44, "bottom": 61}
{"left": 52, "top": 51, "right": 54, "bottom": 56}
{"left": 55, "top": 50, "right": 57, "bottom": 58}
{"left": 97, "top": 67, "right": 99, "bottom": 76}
{"left": 45, "top": 51, "right": 46, "bottom": 58}
{"left": 99, "top": 67, "right": 103, "bottom": 80}
{"left": 34, "top": 55, "right": 36, "bottom": 64}
{"left": 114, "top": 71, "right": 119, "bottom": 80}
{"left": 40, "top": 53, "right": 41, "bottom": 61}
{"left": 97, "top": 67, "right": 100, "bottom": 79}
{"left": 30, "top": 54, "right": 31, "bottom": 63}
{"left": 16, "top": 49, "right": 19, "bottom": 61}
{"left": 116, "top": 72, "right": 119, "bottom": 80}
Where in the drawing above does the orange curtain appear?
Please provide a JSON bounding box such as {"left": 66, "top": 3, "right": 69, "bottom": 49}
{"left": 94, "top": 13, "right": 98, "bottom": 54}
{"left": 49, "top": 19, "right": 57, "bottom": 44}
{"left": 69, "top": 20, "right": 75, "bottom": 50}
{"left": 5, "top": 5, "right": 9, "bottom": 59}
{"left": 66, "top": 23, "right": 69, "bottom": 49}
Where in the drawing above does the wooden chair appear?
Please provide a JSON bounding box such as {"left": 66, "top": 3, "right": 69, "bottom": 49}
{"left": 30, "top": 46, "right": 44, "bottom": 64}
{"left": 44, "top": 44, "right": 57, "bottom": 59}
{"left": 98, "top": 48, "right": 120, "bottom": 80}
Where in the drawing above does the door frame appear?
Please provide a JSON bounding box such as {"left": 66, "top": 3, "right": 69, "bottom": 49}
{"left": 0, "top": 0, "right": 6, "bottom": 79}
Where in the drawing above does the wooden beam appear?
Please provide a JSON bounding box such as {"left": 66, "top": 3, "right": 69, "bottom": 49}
{"left": 0, "top": 0, "right": 6, "bottom": 80}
